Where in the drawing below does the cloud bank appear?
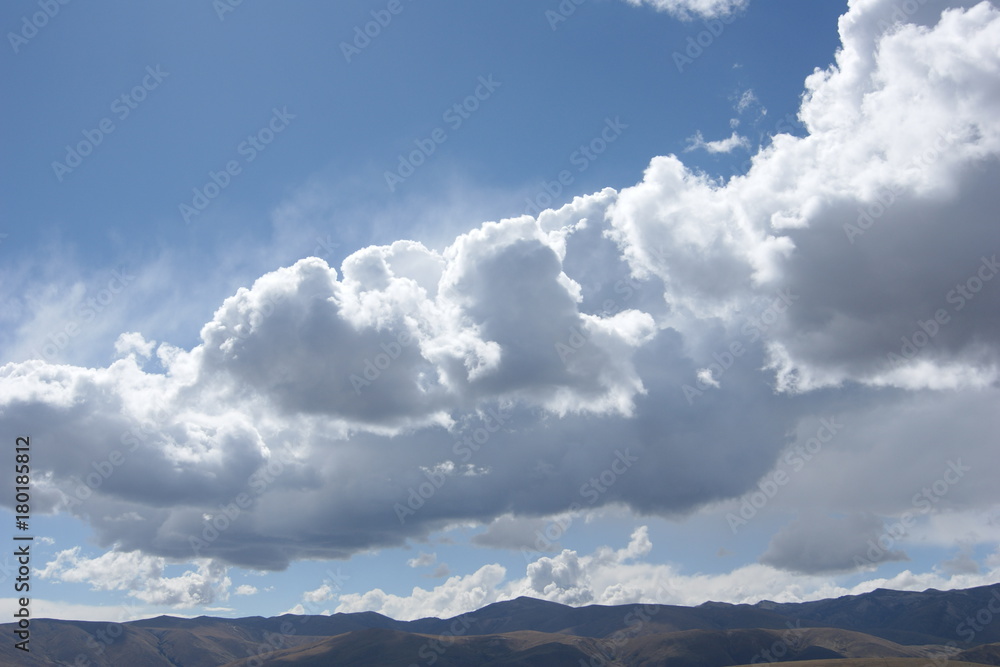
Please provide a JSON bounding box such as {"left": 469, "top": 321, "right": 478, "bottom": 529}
{"left": 5, "top": 0, "right": 1000, "bottom": 609}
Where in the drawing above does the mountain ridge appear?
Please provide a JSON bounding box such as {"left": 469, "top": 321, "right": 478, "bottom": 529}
{"left": 4, "top": 583, "right": 999, "bottom": 666}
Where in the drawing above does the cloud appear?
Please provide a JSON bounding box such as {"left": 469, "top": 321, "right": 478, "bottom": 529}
{"left": 939, "top": 549, "right": 982, "bottom": 576}
{"left": 38, "top": 547, "right": 231, "bottom": 607}
{"left": 608, "top": 0, "right": 1000, "bottom": 393}
{"left": 0, "top": 598, "right": 153, "bottom": 623}
{"left": 335, "top": 563, "right": 508, "bottom": 621}
{"left": 429, "top": 563, "right": 452, "bottom": 578}
{"left": 335, "top": 526, "right": 1000, "bottom": 620}
{"left": 235, "top": 584, "right": 258, "bottom": 596}
{"left": 759, "top": 512, "right": 909, "bottom": 574}
{"left": 736, "top": 89, "right": 758, "bottom": 113}
{"left": 1, "top": 0, "right": 999, "bottom": 597}
{"left": 622, "top": 0, "right": 749, "bottom": 20}
{"left": 407, "top": 552, "right": 437, "bottom": 568}
{"left": 684, "top": 130, "right": 751, "bottom": 154}
{"left": 471, "top": 513, "right": 566, "bottom": 552}
{"left": 303, "top": 583, "right": 340, "bottom": 604}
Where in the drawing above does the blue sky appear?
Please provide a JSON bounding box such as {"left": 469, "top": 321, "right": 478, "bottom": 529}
{"left": 2, "top": 0, "right": 1000, "bottom": 629}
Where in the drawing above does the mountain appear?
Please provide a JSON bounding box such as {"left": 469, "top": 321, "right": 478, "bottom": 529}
{"left": 752, "top": 585, "right": 1000, "bottom": 645}
{"left": 2, "top": 583, "right": 998, "bottom": 666}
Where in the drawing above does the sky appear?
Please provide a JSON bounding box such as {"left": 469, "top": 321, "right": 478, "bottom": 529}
{"left": 1, "top": 0, "right": 999, "bottom": 630}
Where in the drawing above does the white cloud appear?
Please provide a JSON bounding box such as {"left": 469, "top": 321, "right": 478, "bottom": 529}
{"left": 0, "top": 0, "right": 998, "bottom": 603}
{"left": 736, "top": 89, "right": 758, "bottom": 113}
{"left": 684, "top": 130, "right": 751, "bottom": 153}
{"left": 622, "top": 0, "right": 749, "bottom": 20}
{"left": 114, "top": 331, "right": 155, "bottom": 359}
{"left": 407, "top": 552, "right": 437, "bottom": 568}
{"left": 336, "top": 526, "right": 1000, "bottom": 620}
{"left": 38, "top": 547, "right": 231, "bottom": 608}
{"left": 303, "top": 583, "right": 340, "bottom": 604}
{"left": 0, "top": 598, "right": 155, "bottom": 622}
{"left": 335, "top": 563, "right": 507, "bottom": 621}
{"left": 234, "top": 584, "right": 258, "bottom": 596}
{"left": 609, "top": 0, "right": 1000, "bottom": 392}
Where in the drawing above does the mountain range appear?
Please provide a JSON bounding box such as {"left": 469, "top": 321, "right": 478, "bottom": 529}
{"left": 4, "top": 583, "right": 1000, "bottom": 666}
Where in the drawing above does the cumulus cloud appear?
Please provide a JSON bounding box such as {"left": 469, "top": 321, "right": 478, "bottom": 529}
{"left": 684, "top": 130, "right": 751, "bottom": 154}
{"left": 335, "top": 563, "right": 507, "bottom": 621}
{"left": 1, "top": 195, "right": 790, "bottom": 570}
{"left": 608, "top": 0, "right": 1000, "bottom": 393}
{"left": 303, "top": 583, "right": 340, "bottom": 604}
{"left": 336, "top": 526, "right": 1000, "bottom": 620}
{"left": 2, "top": 0, "right": 1000, "bottom": 609}
{"left": 38, "top": 547, "right": 231, "bottom": 607}
{"left": 622, "top": 0, "right": 749, "bottom": 20}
